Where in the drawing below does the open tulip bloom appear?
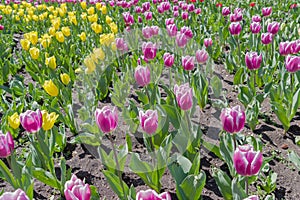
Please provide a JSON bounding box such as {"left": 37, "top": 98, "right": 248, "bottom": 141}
{"left": 136, "top": 189, "right": 171, "bottom": 200}
{"left": 20, "top": 109, "right": 43, "bottom": 133}
{"left": 0, "top": 189, "right": 29, "bottom": 200}
{"left": 95, "top": 106, "right": 118, "bottom": 133}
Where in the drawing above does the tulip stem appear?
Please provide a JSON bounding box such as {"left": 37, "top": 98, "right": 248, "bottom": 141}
{"left": 145, "top": 86, "right": 151, "bottom": 106}
{"left": 245, "top": 176, "right": 249, "bottom": 196}
{"left": 169, "top": 68, "right": 172, "bottom": 88}
{"left": 6, "top": 157, "right": 11, "bottom": 169}
{"left": 233, "top": 134, "right": 237, "bottom": 150}
{"left": 109, "top": 134, "right": 126, "bottom": 199}
{"left": 236, "top": 36, "right": 242, "bottom": 69}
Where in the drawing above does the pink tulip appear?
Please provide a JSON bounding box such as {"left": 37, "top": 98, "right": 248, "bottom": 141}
{"left": 204, "top": 38, "right": 213, "bottom": 47}
{"left": 167, "top": 24, "right": 178, "bottom": 37}
{"left": 173, "top": 5, "right": 179, "bottom": 11}
{"left": 243, "top": 195, "right": 259, "bottom": 200}
{"left": 285, "top": 55, "right": 300, "bottom": 73}
{"left": 250, "top": 22, "right": 261, "bottom": 34}
{"left": 194, "top": 8, "right": 201, "bottom": 15}
{"left": 180, "top": 26, "right": 193, "bottom": 39}
{"left": 144, "top": 11, "right": 153, "bottom": 20}
{"left": 182, "top": 55, "right": 195, "bottom": 71}
{"left": 139, "top": 110, "right": 158, "bottom": 135}
{"left": 195, "top": 49, "right": 209, "bottom": 64}
{"left": 0, "top": 25, "right": 4, "bottom": 30}
{"left": 138, "top": 16, "right": 143, "bottom": 23}
{"left": 142, "top": 2, "right": 150, "bottom": 12}
{"left": 181, "top": 2, "right": 188, "bottom": 10}
{"left": 142, "top": 26, "right": 154, "bottom": 39}
{"left": 222, "top": 7, "right": 230, "bottom": 16}
{"left": 252, "top": 15, "right": 261, "bottom": 22}
{"left": 115, "top": 38, "right": 128, "bottom": 52}
{"left": 261, "top": 33, "right": 273, "bottom": 45}
{"left": 134, "top": 65, "right": 151, "bottom": 86}
{"left": 279, "top": 41, "right": 294, "bottom": 56}
{"left": 161, "top": 2, "right": 171, "bottom": 11}
{"left": 163, "top": 53, "right": 175, "bottom": 68}
{"left": 181, "top": 11, "right": 188, "bottom": 20}
{"left": 230, "top": 11, "right": 243, "bottom": 22}
{"left": 245, "top": 52, "right": 262, "bottom": 70}
{"left": 123, "top": 12, "right": 134, "bottom": 26}
{"left": 151, "top": 26, "right": 159, "bottom": 36}
{"left": 293, "top": 40, "right": 300, "bottom": 54}
{"left": 20, "top": 109, "right": 43, "bottom": 133}
{"left": 165, "top": 18, "right": 174, "bottom": 26}
{"left": 267, "top": 21, "right": 279, "bottom": 34}
{"left": 135, "top": 6, "right": 142, "bottom": 13}
{"left": 176, "top": 33, "right": 188, "bottom": 48}
{"left": 157, "top": 5, "right": 164, "bottom": 13}
{"left": 229, "top": 22, "right": 242, "bottom": 35}
{"left": 188, "top": 4, "right": 195, "bottom": 12}
{"left": 0, "top": 189, "right": 29, "bottom": 200}
{"left": 136, "top": 189, "right": 171, "bottom": 200}
{"left": 233, "top": 144, "right": 263, "bottom": 176}
{"left": 220, "top": 105, "right": 245, "bottom": 133}
{"left": 0, "top": 131, "right": 14, "bottom": 158}
{"left": 262, "top": 7, "right": 272, "bottom": 16}
{"left": 173, "top": 11, "right": 179, "bottom": 17}
{"left": 142, "top": 42, "right": 157, "bottom": 60}
{"left": 174, "top": 83, "right": 193, "bottom": 111}
{"left": 95, "top": 106, "right": 118, "bottom": 133}
{"left": 64, "top": 174, "right": 91, "bottom": 200}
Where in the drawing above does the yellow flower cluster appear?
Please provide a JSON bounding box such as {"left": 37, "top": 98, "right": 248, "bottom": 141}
{"left": 100, "top": 33, "right": 115, "bottom": 47}
{"left": 83, "top": 48, "right": 106, "bottom": 74}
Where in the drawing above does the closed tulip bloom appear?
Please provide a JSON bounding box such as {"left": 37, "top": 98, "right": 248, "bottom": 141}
{"left": 194, "top": 8, "right": 201, "bottom": 15}
{"left": 95, "top": 106, "right": 118, "bottom": 133}
{"left": 250, "top": 22, "right": 261, "bottom": 34}
{"left": 134, "top": 65, "right": 151, "bottom": 87}
{"left": 55, "top": 31, "right": 65, "bottom": 43}
{"left": 142, "top": 26, "right": 153, "bottom": 39}
{"left": 285, "top": 55, "right": 300, "bottom": 73}
{"left": 222, "top": 7, "right": 230, "bottom": 16}
{"left": 163, "top": 53, "right": 175, "bottom": 68}
{"left": 20, "top": 109, "right": 43, "bottom": 133}
{"left": 45, "top": 56, "right": 56, "bottom": 69}
{"left": 166, "top": 24, "right": 177, "bottom": 37}
{"left": 173, "top": 5, "right": 179, "bottom": 11}
{"left": 252, "top": 15, "right": 261, "bottom": 22}
{"left": 144, "top": 11, "right": 152, "bottom": 20}
{"left": 29, "top": 31, "right": 38, "bottom": 45}
{"left": 0, "top": 131, "right": 14, "bottom": 158}
{"left": 0, "top": 189, "right": 29, "bottom": 200}
{"left": 162, "top": 2, "right": 171, "bottom": 11}
{"left": 136, "top": 189, "right": 171, "bottom": 200}
{"left": 233, "top": 144, "right": 263, "bottom": 176}
{"left": 195, "top": 49, "right": 209, "bottom": 64}
{"left": 151, "top": 26, "right": 159, "bottom": 36}
{"left": 180, "top": 26, "right": 193, "bottom": 39}
{"left": 245, "top": 52, "right": 262, "bottom": 70}
{"left": 142, "top": 2, "right": 150, "bottom": 12}
{"left": 41, "top": 110, "right": 59, "bottom": 131}
{"left": 230, "top": 11, "right": 243, "bottom": 22}
{"left": 243, "top": 195, "right": 259, "bottom": 200}
{"left": 115, "top": 38, "right": 128, "bottom": 51}
{"left": 139, "top": 110, "right": 158, "bottom": 135}
{"left": 279, "top": 41, "right": 294, "bottom": 55}
{"left": 20, "top": 39, "right": 30, "bottom": 51}
{"left": 8, "top": 112, "right": 20, "bottom": 129}
{"left": 261, "top": 33, "right": 273, "bottom": 45}
{"left": 220, "top": 105, "right": 245, "bottom": 133}
{"left": 78, "top": 32, "right": 86, "bottom": 41}
{"left": 262, "top": 7, "right": 272, "bottom": 16}
{"left": 229, "top": 22, "right": 242, "bottom": 35}
{"left": 60, "top": 73, "right": 70, "bottom": 85}
{"left": 165, "top": 18, "right": 174, "bottom": 26}
{"left": 174, "top": 83, "right": 193, "bottom": 110}
{"left": 181, "top": 11, "right": 188, "bottom": 20}
{"left": 182, "top": 55, "right": 195, "bottom": 71}
{"left": 142, "top": 42, "right": 157, "bottom": 60}
{"left": 204, "top": 38, "right": 213, "bottom": 47}
{"left": 188, "top": 4, "right": 195, "bottom": 12}
{"left": 64, "top": 174, "right": 91, "bottom": 200}
{"left": 62, "top": 26, "right": 71, "bottom": 36}
{"left": 29, "top": 47, "right": 39, "bottom": 60}
{"left": 267, "top": 21, "right": 279, "bottom": 34}
{"left": 293, "top": 40, "right": 300, "bottom": 54}
{"left": 43, "top": 80, "right": 59, "bottom": 97}
{"left": 173, "top": 10, "right": 179, "bottom": 17}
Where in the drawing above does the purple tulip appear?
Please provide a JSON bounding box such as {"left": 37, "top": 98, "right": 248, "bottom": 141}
{"left": 220, "top": 105, "right": 245, "bottom": 133}
{"left": 194, "top": 8, "right": 201, "bottom": 15}
{"left": 245, "top": 52, "right": 262, "bottom": 70}
{"left": 157, "top": 5, "right": 164, "bottom": 14}
{"left": 174, "top": 83, "right": 193, "bottom": 111}
{"left": 134, "top": 65, "right": 151, "bottom": 86}
{"left": 262, "top": 7, "right": 272, "bottom": 16}
{"left": 176, "top": 33, "right": 188, "bottom": 48}
{"left": 138, "top": 16, "right": 143, "bottom": 23}
{"left": 142, "top": 2, "right": 150, "bottom": 12}
{"left": 139, "top": 110, "right": 158, "bottom": 135}
{"left": 163, "top": 53, "right": 175, "bottom": 68}
{"left": 243, "top": 195, "right": 259, "bottom": 200}
{"left": 293, "top": 40, "right": 300, "bottom": 54}
{"left": 142, "top": 26, "right": 154, "bottom": 39}
{"left": 261, "top": 33, "right": 273, "bottom": 45}
{"left": 285, "top": 55, "right": 300, "bottom": 73}
{"left": 0, "top": 189, "right": 29, "bottom": 200}
{"left": 144, "top": 11, "right": 153, "bottom": 20}
{"left": 229, "top": 22, "right": 242, "bottom": 35}
{"left": 0, "top": 131, "right": 14, "bottom": 158}
{"left": 95, "top": 106, "right": 118, "bottom": 133}
{"left": 252, "top": 15, "right": 261, "bottom": 23}
{"left": 182, "top": 55, "right": 195, "bottom": 71}
{"left": 167, "top": 24, "right": 178, "bottom": 37}
{"left": 181, "top": 11, "right": 188, "bottom": 20}
{"left": 230, "top": 11, "right": 243, "bottom": 22}
{"left": 165, "top": 18, "right": 174, "bottom": 26}
{"left": 250, "top": 22, "right": 261, "bottom": 34}
{"left": 222, "top": 7, "right": 230, "bottom": 16}
{"left": 173, "top": 5, "right": 179, "bottom": 11}
{"left": 142, "top": 42, "right": 157, "bottom": 60}
{"left": 135, "top": 6, "right": 142, "bottom": 13}
{"left": 64, "top": 174, "right": 91, "bottom": 200}
{"left": 267, "top": 21, "right": 279, "bottom": 34}
{"left": 151, "top": 26, "right": 159, "bottom": 36}
{"left": 195, "top": 49, "right": 209, "bottom": 64}
{"left": 279, "top": 41, "right": 294, "bottom": 56}
{"left": 233, "top": 144, "right": 263, "bottom": 176}
{"left": 161, "top": 2, "right": 171, "bottom": 11}
{"left": 180, "top": 26, "right": 193, "bottom": 39}
{"left": 115, "top": 38, "right": 128, "bottom": 52}
{"left": 123, "top": 12, "right": 134, "bottom": 26}
{"left": 188, "top": 4, "right": 195, "bottom": 12}
{"left": 204, "top": 38, "right": 213, "bottom": 47}
{"left": 181, "top": 2, "right": 188, "bottom": 10}
{"left": 20, "top": 109, "right": 43, "bottom": 133}
{"left": 136, "top": 189, "right": 171, "bottom": 200}
{"left": 173, "top": 10, "right": 179, "bottom": 17}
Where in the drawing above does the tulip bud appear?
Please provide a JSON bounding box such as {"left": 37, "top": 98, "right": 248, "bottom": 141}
{"left": 194, "top": 8, "right": 201, "bottom": 15}
{"left": 204, "top": 38, "right": 213, "bottom": 47}
{"left": 267, "top": 21, "right": 279, "bottom": 34}
{"left": 261, "top": 32, "right": 273, "bottom": 45}
{"left": 163, "top": 53, "right": 175, "bottom": 68}
{"left": 43, "top": 80, "right": 59, "bottom": 97}
{"left": 20, "top": 109, "right": 43, "bottom": 133}
{"left": 174, "top": 83, "right": 193, "bottom": 110}
{"left": 64, "top": 174, "right": 91, "bottom": 200}
{"left": 233, "top": 144, "right": 263, "bottom": 176}
{"left": 62, "top": 26, "right": 71, "bottom": 37}
{"left": 165, "top": 18, "right": 174, "bottom": 26}
{"left": 180, "top": 26, "right": 193, "bottom": 39}
{"left": 142, "top": 26, "right": 153, "bottom": 39}
{"left": 95, "top": 106, "right": 118, "bottom": 133}
{"left": 285, "top": 55, "right": 300, "bottom": 73}
{"left": 134, "top": 65, "right": 151, "bottom": 87}
{"left": 60, "top": 73, "right": 70, "bottom": 85}
{"left": 144, "top": 11, "right": 152, "bottom": 20}
{"left": 252, "top": 15, "right": 261, "bottom": 22}
{"left": 123, "top": 12, "right": 134, "bottom": 26}
{"left": 20, "top": 39, "right": 30, "bottom": 51}
{"left": 176, "top": 33, "right": 188, "bottom": 48}
{"left": 167, "top": 24, "right": 177, "bottom": 37}
{"left": 136, "top": 189, "right": 171, "bottom": 200}
{"left": 45, "top": 56, "right": 57, "bottom": 69}
{"left": 220, "top": 105, "right": 245, "bottom": 133}
{"left": 279, "top": 41, "right": 294, "bottom": 56}
{"left": 181, "top": 11, "right": 188, "bottom": 20}
{"left": 182, "top": 55, "right": 195, "bottom": 71}
{"left": 262, "top": 7, "right": 272, "bottom": 16}
{"left": 8, "top": 112, "right": 20, "bottom": 129}
{"left": 245, "top": 52, "right": 262, "bottom": 70}
{"left": 250, "top": 22, "right": 261, "bottom": 34}
{"left": 55, "top": 31, "right": 65, "bottom": 43}
{"left": 139, "top": 110, "right": 158, "bottom": 135}
{"left": 0, "top": 189, "right": 29, "bottom": 200}
{"left": 29, "top": 47, "right": 40, "bottom": 60}
{"left": 222, "top": 7, "right": 230, "bottom": 16}
{"left": 230, "top": 11, "right": 243, "bottom": 22}
{"left": 229, "top": 22, "right": 242, "bottom": 35}
{"left": 195, "top": 49, "right": 209, "bottom": 64}
{"left": 78, "top": 32, "right": 86, "bottom": 42}
{"left": 115, "top": 38, "right": 128, "bottom": 52}
{"left": 0, "top": 131, "right": 14, "bottom": 158}
{"left": 41, "top": 110, "right": 59, "bottom": 131}
{"left": 142, "top": 42, "right": 157, "bottom": 60}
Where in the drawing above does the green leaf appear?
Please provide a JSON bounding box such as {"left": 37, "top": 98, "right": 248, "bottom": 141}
{"left": 33, "top": 168, "right": 60, "bottom": 189}
{"left": 0, "top": 159, "right": 17, "bottom": 188}
{"left": 177, "top": 172, "right": 206, "bottom": 200}
{"left": 160, "top": 104, "right": 180, "bottom": 129}
{"left": 211, "top": 75, "right": 222, "bottom": 98}
{"left": 212, "top": 168, "right": 232, "bottom": 200}
{"left": 102, "top": 170, "right": 129, "bottom": 199}
{"left": 202, "top": 140, "right": 222, "bottom": 159}
{"left": 233, "top": 68, "right": 245, "bottom": 85}
{"left": 288, "top": 151, "right": 300, "bottom": 170}
{"left": 90, "top": 185, "right": 100, "bottom": 200}
{"left": 232, "top": 177, "right": 247, "bottom": 200}
{"left": 168, "top": 153, "right": 192, "bottom": 184}
{"left": 72, "top": 132, "right": 101, "bottom": 146}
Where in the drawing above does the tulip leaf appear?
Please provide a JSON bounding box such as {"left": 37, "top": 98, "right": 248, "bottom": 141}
{"left": 168, "top": 153, "right": 192, "bottom": 184}
{"left": 33, "top": 168, "right": 60, "bottom": 189}
{"left": 219, "top": 133, "right": 235, "bottom": 177}
{"left": 90, "top": 185, "right": 100, "bottom": 200}
{"left": 288, "top": 151, "right": 300, "bottom": 171}
{"left": 211, "top": 75, "right": 222, "bottom": 98}
{"left": 177, "top": 172, "right": 206, "bottom": 200}
{"left": 160, "top": 104, "right": 180, "bottom": 129}
{"left": 233, "top": 68, "right": 245, "bottom": 85}
{"left": 212, "top": 168, "right": 232, "bottom": 200}
{"left": 102, "top": 170, "right": 129, "bottom": 200}
{"left": 0, "top": 159, "right": 17, "bottom": 189}
{"left": 231, "top": 177, "right": 247, "bottom": 200}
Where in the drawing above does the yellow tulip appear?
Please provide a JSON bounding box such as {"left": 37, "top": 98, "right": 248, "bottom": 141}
{"left": 52, "top": 18, "right": 60, "bottom": 30}
{"left": 83, "top": 56, "right": 96, "bottom": 74}
{"left": 32, "top": 15, "right": 38, "bottom": 21}
{"left": 29, "top": 47, "right": 39, "bottom": 60}
{"left": 55, "top": 31, "right": 65, "bottom": 43}
{"left": 43, "top": 80, "right": 59, "bottom": 97}
{"left": 101, "top": 6, "right": 107, "bottom": 15}
{"left": 80, "top": 1, "right": 87, "bottom": 9}
{"left": 62, "top": 27, "right": 71, "bottom": 37}
{"left": 8, "top": 112, "right": 20, "bottom": 129}
{"left": 111, "top": 42, "right": 117, "bottom": 51}
{"left": 78, "top": 32, "right": 86, "bottom": 42}
{"left": 69, "top": 15, "right": 77, "bottom": 25}
{"left": 87, "top": 14, "right": 97, "bottom": 23}
{"left": 60, "top": 73, "right": 70, "bottom": 85}
{"left": 15, "top": 15, "right": 20, "bottom": 21}
{"left": 91, "top": 22, "right": 102, "bottom": 34}
{"left": 96, "top": 3, "right": 102, "bottom": 10}
{"left": 87, "top": 7, "right": 95, "bottom": 15}
{"left": 93, "top": 48, "right": 105, "bottom": 61}
{"left": 20, "top": 39, "right": 30, "bottom": 51}
{"left": 110, "top": 23, "right": 118, "bottom": 34}
{"left": 29, "top": 31, "right": 38, "bottom": 45}
{"left": 41, "top": 110, "right": 59, "bottom": 131}
{"left": 49, "top": 26, "right": 56, "bottom": 36}
{"left": 81, "top": 12, "right": 87, "bottom": 20}
{"left": 45, "top": 56, "right": 57, "bottom": 70}
{"left": 106, "top": 16, "right": 112, "bottom": 24}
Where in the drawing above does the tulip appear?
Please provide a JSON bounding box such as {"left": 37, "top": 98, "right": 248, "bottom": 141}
{"left": 29, "top": 47, "right": 39, "bottom": 60}
{"left": 115, "top": 38, "right": 128, "bottom": 52}
{"left": 233, "top": 144, "right": 263, "bottom": 176}
{"left": 173, "top": 5, "right": 179, "bottom": 11}
{"left": 142, "top": 2, "right": 150, "bottom": 12}
{"left": 62, "top": 26, "right": 71, "bottom": 36}
{"left": 60, "top": 73, "right": 70, "bottom": 85}
{"left": 162, "top": 2, "right": 171, "bottom": 11}
{"left": 91, "top": 23, "right": 102, "bottom": 34}
{"left": 8, "top": 112, "right": 20, "bottom": 129}
{"left": 181, "top": 11, "right": 188, "bottom": 20}
{"left": 134, "top": 65, "right": 151, "bottom": 87}
{"left": 41, "top": 110, "right": 59, "bottom": 131}
{"left": 250, "top": 2, "right": 255, "bottom": 7}
{"left": 0, "top": 131, "right": 14, "bottom": 158}
{"left": 83, "top": 56, "right": 96, "bottom": 74}
{"left": 173, "top": 11, "right": 179, "bottom": 17}
{"left": 267, "top": 21, "right": 279, "bottom": 34}
{"left": 64, "top": 174, "right": 91, "bottom": 200}
{"left": 222, "top": 7, "right": 230, "bottom": 16}
{"left": 180, "top": 26, "right": 193, "bottom": 39}
{"left": 243, "top": 195, "right": 259, "bottom": 200}
{"left": 230, "top": 11, "right": 243, "bottom": 22}
{"left": 188, "top": 4, "right": 195, "bottom": 12}
{"left": 20, "top": 39, "right": 30, "bottom": 51}
{"left": 20, "top": 109, "right": 43, "bottom": 133}
{"left": 245, "top": 52, "right": 262, "bottom": 70}
{"left": 142, "top": 42, "right": 157, "bottom": 60}
{"left": 136, "top": 189, "right": 171, "bottom": 200}
{"left": 165, "top": 18, "right": 174, "bottom": 26}
{"left": 163, "top": 53, "right": 175, "bottom": 68}
{"left": 0, "top": 189, "right": 29, "bottom": 200}
{"left": 250, "top": 22, "right": 261, "bottom": 34}
{"left": 29, "top": 31, "right": 38, "bottom": 45}
{"left": 55, "top": 31, "right": 65, "bottom": 43}
{"left": 252, "top": 15, "right": 261, "bottom": 23}
{"left": 144, "top": 11, "right": 152, "bottom": 20}
{"left": 0, "top": 15, "right": 2, "bottom": 20}
{"left": 142, "top": 26, "right": 153, "bottom": 39}
{"left": 261, "top": 33, "right": 273, "bottom": 45}
{"left": 195, "top": 49, "right": 209, "bottom": 64}
{"left": 45, "top": 56, "right": 57, "bottom": 70}
{"left": 151, "top": 26, "right": 159, "bottom": 36}
{"left": 229, "top": 22, "right": 242, "bottom": 35}
{"left": 290, "top": 4, "right": 297, "bottom": 9}
{"left": 78, "top": 32, "right": 86, "bottom": 42}
{"left": 166, "top": 24, "right": 177, "bottom": 37}
{"left": 279, "top": 41, "right": 294, "bottom": 56}
{"left": 285, "top": 55, "right": 300, "bottom": 73}
{"left": 176, "top": 33, "right": 188, "bottom": 48}
{"left": 43, "top": 80, "right": 59, "bottom": 97}
{"left": 204, "top": 38, "right": 212, "bottom": 47}
{"left": 95, "top": 106, "right": 118, "bottom": 133}
{"left": 220, "top": 105, "right": 245, "bottom": 133}
{"left": 194, "top": 8, "right": 201, "bottom": 15}
{"left": 139, "top": 110, "right": 158, "bottom": 135}
{"left": 216, "top": 2, "right": 222, "bottom": 7}
{"left": 182, "top": 55, "right": 195, "bottom": 71}
{"left": 262, "top": 7, "right": 272, "bottom": 16}
{"left": 174, "top": 83, "right": 193, "bottom": 110}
